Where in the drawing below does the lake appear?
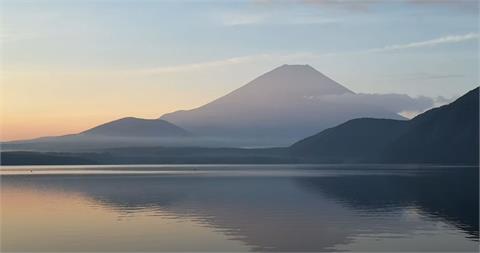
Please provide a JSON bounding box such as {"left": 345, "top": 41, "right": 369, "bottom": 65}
{"left": 1, "top": 165, "right": 478, "bottom": 252}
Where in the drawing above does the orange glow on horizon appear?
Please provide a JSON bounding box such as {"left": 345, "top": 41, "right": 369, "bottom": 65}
{"left": 0, "top": 69, "right": 221, "bottom": 141}
{"left": 1, "top": 115, "right": 144, "bottom": 141}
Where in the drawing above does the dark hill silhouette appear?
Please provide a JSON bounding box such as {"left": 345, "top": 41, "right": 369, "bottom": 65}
{"left": 291, "top": 87, "right": 479, "bottom": 164}
{"left": 81, "top": 117, "right": 190, "bottom": 137}
{"left": 382, "top": 87, "right": 479, "bottom": 164}
{"left": 0, "top": 117, "right": 192, "bottom": 152}
{"left": 289, "top": 118, "right": 409, "bottom": 162}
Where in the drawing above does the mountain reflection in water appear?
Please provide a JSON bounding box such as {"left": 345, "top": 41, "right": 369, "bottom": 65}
{"left": 1, "top": 165, "right": 478, "bottom": 252}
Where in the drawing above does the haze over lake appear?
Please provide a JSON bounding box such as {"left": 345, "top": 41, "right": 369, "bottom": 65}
{"left": 1, "top": 165, "right": 478, "bottom": 252}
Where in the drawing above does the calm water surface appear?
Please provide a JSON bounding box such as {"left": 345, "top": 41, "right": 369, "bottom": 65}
{"left": 1, "top": 165, "right": 478, "bottom": 252}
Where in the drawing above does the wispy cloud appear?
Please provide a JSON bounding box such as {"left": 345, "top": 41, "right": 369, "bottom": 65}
{"left": 381, "top": 72, "right": 466, "bottom": 82}
{"left": 401, "top": 73, "right": 465, "bottom": 81}
{"left": 134, "top": 53, "right": 315, "bottom": 74}
{"left": 221, "top": 13, "right": 267, "bottom": 26}
{"left": 311, "top": 92, "right": 457, "bottom": 119}
{"left": 220, "top": 12, "right": 339, "bottom": 26}
{"left": 133, "top": 32, "right": 477, "bottom": 75}
{"left": 138, "top": 55, "right": 262, "bottom": 74}
{"left": 398, "top": 95, "right": 457, "bottom": 118}
{"left": 363, "top": 33, "right": 478, "bottom": 53}
{"left": 281, "top": 0, "right": 478, "bottom": 13}
{"left": 316, "top": 92, "right": 435, "bottom": 113}
{"left": 285, "top": 16, "right": 338, "bottom": 25}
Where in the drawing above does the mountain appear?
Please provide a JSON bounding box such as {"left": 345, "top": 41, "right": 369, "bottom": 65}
{"left": 382, "top": 87, "right": 479, "bottom": 164}
{"left": 81, "top": 117, "right": 190, "bottom": 137}
{"left": 3, "top": 64, "right": 410, "bottom": 150}
{"left": 2, "top": 117, "right": 191, "bottom": 151}
{"left": 291, "top": 87, "right": 479, "bottom": 164}
{"left": 161, "top": 64, "right": 405, "bottom": 146}
{"left": 3, "top": 88, "right": 477, "bottom": 164}
{"left": 289, "top": 118, "right": 410, "bottom": 162}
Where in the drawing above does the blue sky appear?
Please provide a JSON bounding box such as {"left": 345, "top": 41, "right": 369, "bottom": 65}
{"left": 2, "top": 0, "right": 478, "bottom": 94}
{"left": 1, "top": 0, "right": 479, "bottom": 139}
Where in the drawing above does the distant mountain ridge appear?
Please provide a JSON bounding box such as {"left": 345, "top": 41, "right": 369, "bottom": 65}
{"left": 3, "top": 64, "right": 448, "bottom": 150}
{"left": 1, "top": 117, "right": 191, "bottom": 152}
{"left": 291, "top": 87, "right": 479, "bottom": 164}
{"left": 161, "top": 64, "right": 404, "bottom": 146}
{"left": 2, "top": 87, "right": 477, "bottom": 165}
{"left": 81, "top": 117, "right": 190, "bottom": 137}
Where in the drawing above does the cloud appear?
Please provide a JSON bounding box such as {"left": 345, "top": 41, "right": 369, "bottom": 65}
{"left": 280, "top": 0, "right": 478, "bottom": 13}
{"left": 134, "top": 53, "right": 315, "bottom": 74}
{"left": 221, "top": 13, "right": 267, "bottom": 26}
{"left": 398, "top": 95, "right": 454, "bottom": 118}
{"left": 220, "top": 12, "right": 339, "bottom": 26}
{"left": 406, "top": 0, "right": 479, "bottom": 12}
{"left": 306, "top": 92, "right": 457, "bottom": 119}
{"left": 138, "top": 55, "right": 260, "bottom": 74}
{"left": 314, "top": 93, "right": 435, "bottom": 114}
{"left": 297, "top": 0, "right": 382, "bottom": 11}
{"left": 382, "top": 72, "right": 466, "bottom": 81}
{"left": 131, "top": 32, "right": 477, "bottom": 75}
{"left": 432, "top": 95, "right": 457, "bottom": 107}
{"left": 363, "top": 33, "right": 478, "bottom": 53}
{"left": 286, "top": 16, "right": 339, "bottom": 25}
{"left": 401, "top": 73, "right": 465, "bottom": 81}
{"left": 398, "top": 110, "right": 421, "bottom": 119}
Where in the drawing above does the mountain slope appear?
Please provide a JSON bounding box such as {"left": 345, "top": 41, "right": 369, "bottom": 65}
{"left": 161, "top": 64, "right": 404, "bottom": 146}
{"left": 1, "top": 117, "right": 191, "bottom": 152}
{"left": 290, "top": 118, "right": 409, "bottom": 162}
{"left": 291, "top": 87, "right": 479, "bottom": 164}
{"left": 3, "top": 64, "right": 411, "bottom": 149}
{"left": 81, "top": 117, "right": 190, "bottom": 137}
{"left": 382, "top": 87, "right": 479, "bottom": 164}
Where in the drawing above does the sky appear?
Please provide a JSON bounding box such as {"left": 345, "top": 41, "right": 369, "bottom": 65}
{"left": 1, "top": 0, "right": 478, "bottom": 141}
